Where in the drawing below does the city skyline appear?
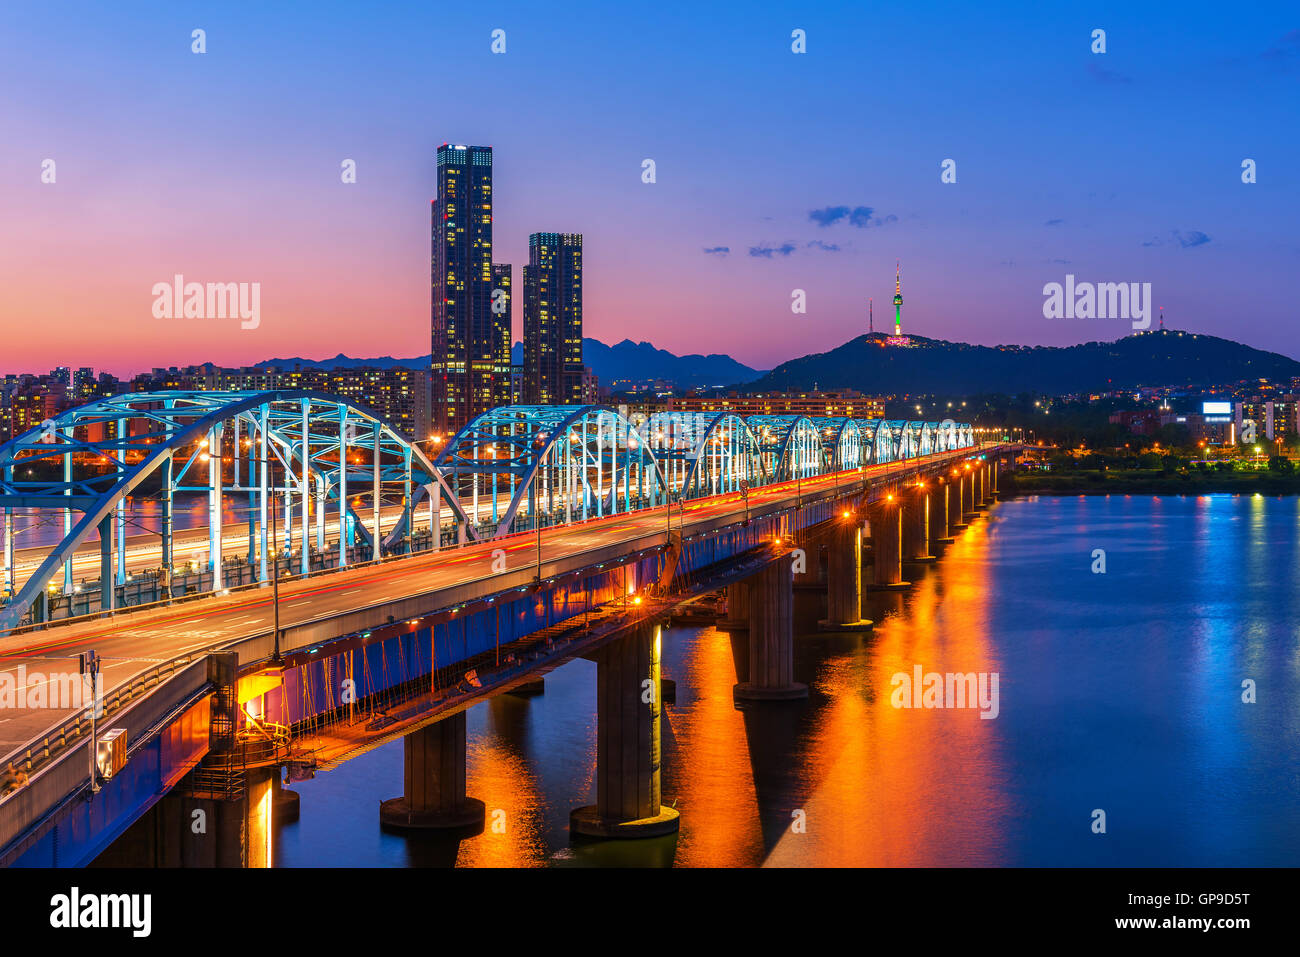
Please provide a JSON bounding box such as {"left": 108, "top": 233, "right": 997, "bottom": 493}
{"left": 2, "top": 2, "right": 1297, "bottom": 378}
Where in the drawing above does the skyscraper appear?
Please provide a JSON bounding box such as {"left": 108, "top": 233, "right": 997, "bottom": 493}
{"left": 491, "top": 262, "right": 512, "bottom": 395}
{"left": 431, "top": 144, "right": 509, "bottom": 435}
{"left": 523, "top": 232, "right": 583, "bottom": 406}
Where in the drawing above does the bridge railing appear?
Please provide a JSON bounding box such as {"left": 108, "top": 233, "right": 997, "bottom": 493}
{"left": 0, "top": 647, "right": 214, "bottom": 863}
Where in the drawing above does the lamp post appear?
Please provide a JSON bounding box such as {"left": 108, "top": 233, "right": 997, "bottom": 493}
{"left": 533, "top": 433, "right": 553, "bottom": 584}
{"left": 238, "top": 441, "right": 285, "bottom": 664}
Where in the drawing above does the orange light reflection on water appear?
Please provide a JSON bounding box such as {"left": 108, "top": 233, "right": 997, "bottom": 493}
{"left": 666, "top": 627, "right": 765, "bottom": 867}
{"left": 766, "top": 517, "right": 1011, "bottom": 866}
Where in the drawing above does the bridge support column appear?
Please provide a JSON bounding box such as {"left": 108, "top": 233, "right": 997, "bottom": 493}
{"left": 717, "top": 579, "right": 750, "bottom": 631}
{"left": 961, "top": 469, "right": 978, "bottom": 522}
{"left": 571, "top": 623, "right": 680, "bottom": 838}
{"left": 868, "top": 498, "right": 909, "bottom": 590}
{"left": 380, "top": 711, "right": 485, "bottom": 832}
{"left": 734, "top": 558, "right": 808, "bottom": 700}
{"left": 950, "top": 473, "right": 969, "bottom": 530}
{"left": 973, "top": 465, "right": 988, "bottom": 510}
{"left": 931, "top": 481, "right": 954, "bottom": 545}
{"left": 819, "top": 521, "right": 872, "bottom": 631}
{"left": 903, "top": 487, "right": 936, "bottom": 563}
{"left": 990, "top": 458, "right": 1000, "bottom": 495}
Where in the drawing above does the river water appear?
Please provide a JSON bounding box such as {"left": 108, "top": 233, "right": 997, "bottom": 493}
{"left": 274, "top": 494, "right": 1300, "bottom": 867}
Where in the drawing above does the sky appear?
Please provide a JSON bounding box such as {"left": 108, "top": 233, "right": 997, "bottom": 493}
{"left": 1, "top": 1, "right": 1297, "bottom": 378}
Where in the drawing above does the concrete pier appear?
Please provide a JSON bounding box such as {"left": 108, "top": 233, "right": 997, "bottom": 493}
{"left": 931, "top": 480, "right": 954, "bottom": 544}
{"left": 961, "top": 468, "right": 978, "bottom": 522}
{"left": 819, "top": 520, "right": 872, "bottom": 631}
{"left": 380, "top": 710, "right": 486, "bottom": 832}
{"left": 716, "top": 578, "right": 751, "bottom": 631}
{"left": 734, "top": 558, "right": 809, "bottom": 700}
{"left": 902, "top": 486, "right": 936, "bottom": 563}
{"left": 950, "top": 472, "right": 969, "bottom": 530}
{"left": 571, "top": 624, "right": 681, "bottom": 838}
{"left": 868, "top": 497, "right": 910, "bottom": 590}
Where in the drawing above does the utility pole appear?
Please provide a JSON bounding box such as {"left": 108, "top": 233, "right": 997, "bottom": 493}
{"left": 270, "top": 465, "right": 281, "bottom": 663}
{"left": 81, "top": 650, "right": 100, "bottom": 794}
{"left": 534, "top": 439, "right": 551, "bottom": 584}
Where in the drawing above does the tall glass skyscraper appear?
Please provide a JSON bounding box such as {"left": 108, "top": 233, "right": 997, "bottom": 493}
{"left": 431, "top": 144, "right": 510, "bottom": 435}
{"left": 523, "top": 232, "right": 583, "bottom": 405}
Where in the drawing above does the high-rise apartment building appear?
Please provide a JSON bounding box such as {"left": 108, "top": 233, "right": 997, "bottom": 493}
{"left": 491, "top": 262, "right": 512, "bottom": 400}
{"left": 431, "top": 144, "right": 509, "bottom": 434}
{"left": 523, "top": 232, "right": 583, "bottom": 405}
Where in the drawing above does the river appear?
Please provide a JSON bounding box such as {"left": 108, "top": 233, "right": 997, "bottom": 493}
{"left": 274, "top": 494, "right": 1300, "bottom": 867}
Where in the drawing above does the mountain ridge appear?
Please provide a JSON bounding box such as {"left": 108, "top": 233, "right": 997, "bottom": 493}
{"left": 737, "top": 331, "right": 1300, "bottom": 395}
{"left": 252, "top": 337, "right": 765, "bottom": 389}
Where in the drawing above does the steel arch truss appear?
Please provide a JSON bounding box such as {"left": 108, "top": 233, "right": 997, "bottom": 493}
{"left": 745, "top": 415, "right": 824, "bottom": 484}
{"left": 432, "top": 405, "right": 668, "bottom": 539}
{"left": 810, "top": 417, "right": 868, "bottom": 471}
{"left": 874, "top": 420, "right": 913, "bottom": 460}
{"left": 930, "top": 421, "right": 954, "bottom": 453}
{"left": 857, "top": 419, "right": 894, "bottom": 464}
{"left": 645, "top": 411, "right": 763, "bottom": 500}
{"left": 0, "top": 390, "right": 461, "bottom": 634}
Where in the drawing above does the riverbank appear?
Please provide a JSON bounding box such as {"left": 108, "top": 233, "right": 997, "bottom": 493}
{"left": 1002, "top": 469, "right": 1300, "bottom": 495}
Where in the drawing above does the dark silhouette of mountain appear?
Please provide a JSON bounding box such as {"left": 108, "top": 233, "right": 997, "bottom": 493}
{"left": 738, "top": 331, "right": 1300, "bottom": 395}
{"left": 567, "top": 338, "right": 764, "bottom": 388}
{"left": 255, "top": 352, "right": 415, "bottom": 371}
{"left": 257, "top": 338, "right": 764, "bottom": 389}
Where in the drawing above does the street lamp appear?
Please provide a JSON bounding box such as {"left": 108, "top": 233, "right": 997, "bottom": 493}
{"left": 238, "top": 446, "right": 287, "bottom": 664}
{"left": 533, "top": 432, "right": 554, "bottom": 583}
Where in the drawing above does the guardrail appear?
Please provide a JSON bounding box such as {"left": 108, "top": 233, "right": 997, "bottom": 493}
{"left": 1, "top": 648, "right": 209, "bottom": 779}
{"left": 0, "top": 649, "right": 214, "bottom": 865}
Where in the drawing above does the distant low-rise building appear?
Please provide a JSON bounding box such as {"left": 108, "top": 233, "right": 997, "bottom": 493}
{"left": 1108, "top": 409, "right": 1164, "bottom": 437}
{"left": 1235, "top": 399, "right": 1298, "bottom": 443}
{"left": 670, "top": 389, "right": 886, "bottom": 420}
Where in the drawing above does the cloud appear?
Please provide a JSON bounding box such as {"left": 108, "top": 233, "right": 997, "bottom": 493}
{"left": 1142, "top": 229, "right": 1211, "bottom": 248}
{"left": 809, "top": 205, "right": 851, "bottom": 226}
{"left": 1045, "top": 218, "right": 1064, "bottom": 226}
{"left": 748, "top": 242, "right": 797, "bottom": 258}
{"left": 1175, "top": 229, "right": 1211, "bottom": 248}
{"left": 702, "top": 246, "right": 730, "bottom": 256}
{"left": 1262, "top": 29, "right": 1300, "bottom": 63}
{"left": 809, "top": 205, "right": 896, "bottom": 228}
{"left": 1087, "top": 61, "right": 1133, "bottom": 84}
{"left": 806, "top": 240, "right": 840, "bottom": 252}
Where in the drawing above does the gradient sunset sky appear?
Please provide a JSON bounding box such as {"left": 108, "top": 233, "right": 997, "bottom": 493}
{"left": 2, "top": 1, "right": 1297, "bottom": 378}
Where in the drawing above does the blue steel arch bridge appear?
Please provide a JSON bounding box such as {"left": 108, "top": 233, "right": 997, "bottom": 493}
{"left": 0, "top": 390, "right": 973, "bottom": 635}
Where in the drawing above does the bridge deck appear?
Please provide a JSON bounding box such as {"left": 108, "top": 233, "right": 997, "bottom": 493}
{"left": 0, "top": 447, "right": 1003, "bottom": 767}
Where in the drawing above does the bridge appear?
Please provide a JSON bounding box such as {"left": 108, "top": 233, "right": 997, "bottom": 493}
{"left": 0, "top": 390, "right": 1013, "bottom": 865}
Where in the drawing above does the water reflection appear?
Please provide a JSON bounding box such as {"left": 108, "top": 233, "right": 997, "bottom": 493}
{"left": 275, "top": 496, "right": 1300, "bottom": 867}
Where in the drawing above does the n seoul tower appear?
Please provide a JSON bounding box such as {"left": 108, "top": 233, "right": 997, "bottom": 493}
{"left": 893, "top": 260, "right": 904, "bottom": 336}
